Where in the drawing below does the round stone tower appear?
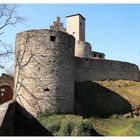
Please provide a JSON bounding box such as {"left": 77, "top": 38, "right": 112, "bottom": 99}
{"left": 14, "top": 29, "right": 75, "bottom": 117}
{"left": 75, "top": 41, "right": 92, "bottom": 58}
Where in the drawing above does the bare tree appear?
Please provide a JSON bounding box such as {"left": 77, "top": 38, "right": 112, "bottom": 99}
{"left": 0, "top": 4, "right": 25, "bottom": 70}
{"left": 15, "top": 35, "right": 46, "bottom": 115}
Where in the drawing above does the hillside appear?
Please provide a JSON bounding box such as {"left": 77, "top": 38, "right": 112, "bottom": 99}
{"left": 37, "top": 80, "right": 140, "bottom": 136}
{"left": 97, "top": 80, "right": 140, "bottom": 107}
{"left": 75, "top": 80, "right": 140, "bottom": 118}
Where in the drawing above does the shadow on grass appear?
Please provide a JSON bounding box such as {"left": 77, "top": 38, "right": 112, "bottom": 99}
{"left": 75, "top": 81, "right": 132, "bottom": 118}
{"left": 15, "top": 102, "right": 53, "bottom": 136}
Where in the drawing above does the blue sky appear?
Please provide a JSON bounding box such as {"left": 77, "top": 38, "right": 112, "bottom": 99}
{"left": 1, "top": 4, "right": 140, "bottom": 74}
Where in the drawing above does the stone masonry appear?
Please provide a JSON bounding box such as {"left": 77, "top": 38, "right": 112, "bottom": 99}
{"left": 50, "top": 17, "right": 66, "bottom": 32}
{"left": 14, "top": 29, "right": 75, "bottom": 117}
{"left": 13, "top": 13, "right": 140, "bottom": 117}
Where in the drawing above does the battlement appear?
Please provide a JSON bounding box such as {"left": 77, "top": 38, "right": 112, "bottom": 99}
{"left": 50, "top": 16, "right": 66, "bottom": 32}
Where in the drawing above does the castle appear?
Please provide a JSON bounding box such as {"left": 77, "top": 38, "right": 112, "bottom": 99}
{"left": 14, "top": 14, "right": 140, "bottom": 117}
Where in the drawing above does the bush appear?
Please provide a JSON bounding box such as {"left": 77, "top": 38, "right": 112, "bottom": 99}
{"left": 71, "top": 120, "right": 94, "bottom": 136}
{"left": 47, "top": 121, "right": 60, "bottom": 135}
{"left": 57, "top": 120, "right": 73, "bottom": 136}
{"left": 37, "top": 114, "right": 101, "bottom": 136}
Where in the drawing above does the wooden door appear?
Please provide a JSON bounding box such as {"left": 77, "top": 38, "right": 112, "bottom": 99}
{"left": 0, "top": 85, "right": 13, "bottom": 104}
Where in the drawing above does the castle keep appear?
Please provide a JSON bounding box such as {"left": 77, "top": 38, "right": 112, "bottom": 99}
{"left": 14, "top": 14, "right": 140, "bottom": 117}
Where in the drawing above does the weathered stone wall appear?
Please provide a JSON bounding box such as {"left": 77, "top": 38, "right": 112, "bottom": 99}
{"left": 66, "top": 14, "right": 85, "bottom": 41}
{"left": 75, "top": 57, "right": 140, "bottom": 82}
{"left": 91, "top": 51, "right": 105, "bottom": 59}
{"left": 0, "top": 74, "right": 14, "bottom": 91}
{"left": 75, "top": 41, "right": 92, "bottom": 58}
{"left": 14, "top": 29, "right": 75, "bottom": 117}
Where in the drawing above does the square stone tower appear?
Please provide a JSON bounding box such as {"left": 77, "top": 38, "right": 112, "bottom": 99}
{"left": 66, "top": 14, "right": 85, "bottom": 41}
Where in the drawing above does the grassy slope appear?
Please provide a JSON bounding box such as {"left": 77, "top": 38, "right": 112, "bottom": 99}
{"left": 37, "top": 80, "right": 140, "bottom": 136}
{"left": 92, "top": 116, "right": 140, "bottom": 136}
{"left": 38, "top": 114, "right": 140, "bottom": 136}
{"left": 97, "top": 80, "right": 140, "bottom": 106}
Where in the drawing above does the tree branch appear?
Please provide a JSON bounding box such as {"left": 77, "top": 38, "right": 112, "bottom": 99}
{"left": 0, "top": 4, "right": 25, "bottom": 31}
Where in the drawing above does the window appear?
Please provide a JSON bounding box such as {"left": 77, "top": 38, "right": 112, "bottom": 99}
{"left": 94, "top": 54, "right": 97, "bottom": 57}
{"left": 44, "top": 88, "right": 50, "bottom": 91}
{"left": 99, "top": 55, "right": 102, "bottom": 58}
{"left": 50, "top": 36, "right": 56, "bottom": 42}
{"left": 1, "top": 93, "right": 4, "bottom": 96}
{"left": 80, "top": 22, "right": 82, "bottom": 26}
{"left": 1, "top": 88, "right": 5, "bottom": 92}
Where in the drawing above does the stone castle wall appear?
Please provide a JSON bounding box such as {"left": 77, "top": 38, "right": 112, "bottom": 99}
{"left": 14, "top": 27, "right": 140, "bottom": 117}
{"left": 0, "top": 74, "right": 14, "bottom": 91}
{"left": 75, "top": 57, "right": 140, "bottom": 82}
{"left": 14, "top": 29, "right": 75, "bottom": 117}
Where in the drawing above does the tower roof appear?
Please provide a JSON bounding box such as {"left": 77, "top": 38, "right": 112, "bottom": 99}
{"left": 66, "top": 13, "right": 86, "bottom": 20}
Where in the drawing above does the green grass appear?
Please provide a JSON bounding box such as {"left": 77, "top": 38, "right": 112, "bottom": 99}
{"left": 92, "top": 117, "right": 140, "bottom": 136}
{"left": 96, "top": 80, "right": 140, "bottom": 106}
{"left": 37, "top": 114, "right": 140, "bottom": 136}
{"left": 37, "top": 114, "right": 101, "bottom": 136}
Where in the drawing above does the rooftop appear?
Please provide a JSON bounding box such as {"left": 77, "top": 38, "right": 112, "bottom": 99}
{"left": 66, "top": 13, "right": 86, "bottom": 20}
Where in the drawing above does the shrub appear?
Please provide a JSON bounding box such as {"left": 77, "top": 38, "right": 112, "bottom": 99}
{"left": 71, "top": 120, "right": 94, "bottom": 136}
{"left": 57, "top": 120, "right": 73, "bottom": 136}
{"left": 47, "top": 121, "right": 60, "bottom": 135}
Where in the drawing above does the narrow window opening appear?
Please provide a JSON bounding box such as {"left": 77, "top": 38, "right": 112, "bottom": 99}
{"left": 85, "top": 58, "right": 88, "bottom": 62}
{"left": 94, "top": 54, "right": 97, "bottom": 57}
{"left": 44, "top": 88, "right": 50, "bottom": 91}
{"left": 80, "top": 22, "right": 82, "bottom": 26}
{"left": 99, "top": 55, "right": 102, "bottom": 58}
{"left": 1, "top": 88, "right": 5, "bottom": 92}
{"left": 50, "top": 36, "right": 56, "bottom": 42}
